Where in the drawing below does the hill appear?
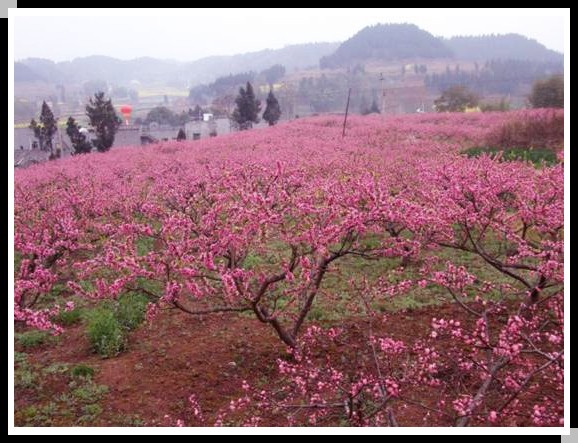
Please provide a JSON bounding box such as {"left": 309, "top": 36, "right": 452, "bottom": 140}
{"left": 320, "top": 23, "right": 453, "bottom": 68}
{"left": 14, "top": 62, "right": 44, "bottom": 82}
{"left": 17, "top": 58, "right": 66, "bottom": 83}
{"left": 445, "top": 34, "right": 563, "bottom": 63}
{"left": 179, "top": 42, "right": 339, "bottom": 85}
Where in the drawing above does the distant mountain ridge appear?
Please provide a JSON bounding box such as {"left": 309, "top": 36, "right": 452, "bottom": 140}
{"left": 15, "top": 25, "right": 563, "bottom": 91}
{"left": 15, "top": 42, "right": 340, "bottom": 86}
{"left": 14, "top": 62, "right": 44, "bottom": 82}
{"left": 445, "top": 34, "right": 563, "bottom": 63}
{"left": 179, "top": 42, "right": 340, "bottom": 84}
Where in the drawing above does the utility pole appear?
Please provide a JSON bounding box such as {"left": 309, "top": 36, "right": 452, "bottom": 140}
{"left": 342, "top": 88, "right": 352, "bottom": 138}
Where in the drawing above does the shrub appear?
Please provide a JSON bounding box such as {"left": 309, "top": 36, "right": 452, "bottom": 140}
{"left": 86, "top": 307, "right": 125, "bottom": 358}
{"left": 485, "top": 109, "right": 563, "bottom": 150}
{"left": 529, "top": 74, "right": 563, "bottom": 108}
{"left": 84, "top": 294, "right": 146, "bottom": 358}
{"left": 53, "top": 307, "right": 83, "bottom": 326}
{"left": 71, "top": 364, "right": 95, "bottom": 379}
{"left": 434, "top": 86, "right": 479, "bottom": 112}
{"left": 116, "top": 293, "right": 148, "bottom": 330}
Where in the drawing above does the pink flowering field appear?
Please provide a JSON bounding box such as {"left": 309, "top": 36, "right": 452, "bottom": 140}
{"left": 14, "top": 110, "right": 564, "bottom": 427}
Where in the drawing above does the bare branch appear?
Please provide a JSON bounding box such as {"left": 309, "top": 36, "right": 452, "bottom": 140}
{"left": 497, "top": 352, "right": 563, "bottom": 414}
{"left": 173, "top": 299, "right": 251, "bottom": 315}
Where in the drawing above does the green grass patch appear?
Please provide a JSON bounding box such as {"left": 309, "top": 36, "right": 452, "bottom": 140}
{"left": 78, "top": 403, "right": 103, "bottom": 423}
{"left": 79, "top": 280, "right": 95, "bottom": 292}
{"left": 14, "top": 350, "right": 109, "bottom": 426}
{"left": 136, "top": 236, "right": 155, "bottom": 256}
{"left": 18, "top": 404, "right": 58, "bottom": 426}
{"left": 134, "top": 276, "right": 163, "bottom": 296}
{"left": 14, "top": 349, "right": 38, "bottom": 389}
{"left": 42, "top": 362, "right": 70, "bottom": 375}
{"left": 14, "top": 252, "right": 23, "bottom": 273}
{"left": 309, "top": 305, "right": 327, "bottom": 321}
{"left": 16, "top": 330, "right": 53, "bottom": 349}
{"left": 462, "top": 146, "right": 558, "bottom": 166}
{"left": 243, "top": 252, "right": 267, "bottom": 270}
{"left": 15, "top": 367, "right": 37, "bottom": 389}
{"left": 70, "top": 381, "right": 109, "bottom": 404}
{"left": 376, "top": 289, "right": 442, "bottom": 313}
{"left": 116, "top": 414, "right": 146, "bottom": 426}
{"left": 15, "top": 351, "right": 28, "bottom": 365}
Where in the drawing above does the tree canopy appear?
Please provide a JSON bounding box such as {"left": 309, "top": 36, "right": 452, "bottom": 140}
{"left": 262, "top": 90, "right": 281, "bottom": 126}
{"left": 529, "top": 75, "right": 564, "bottom": 109}
{"left": 86, "top": 92, "right": 121, "bottom": 152}
{"left": 232, "top": 82, "right": 261, "bottom": 130}
{"left": 434, "top": 86, "right": 479, "bottom": 112}
{"left": 29, "top": 101, "right": 58, "bottom": 153}
{"left": 145, "top": 106, "right": 190, "bottom": 127}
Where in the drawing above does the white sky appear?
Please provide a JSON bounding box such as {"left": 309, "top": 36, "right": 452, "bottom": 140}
{"left": 14, "top": 8, "right": 566, "bottom": 62}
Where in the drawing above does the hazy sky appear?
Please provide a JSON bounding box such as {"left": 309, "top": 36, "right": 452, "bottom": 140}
{"left": 13, "top": 8, "right": 566, "bottom": 62}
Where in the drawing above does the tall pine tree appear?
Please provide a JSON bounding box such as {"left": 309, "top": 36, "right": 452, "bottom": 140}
{"left": 176, "top": 128, "right": 187, "bottom": 141}
{"left": 232, "top": 82, "right": 261, "bottom": 130}
{"left": 86, "top": 92, "right": 121, "bottom": 152}
{"left": 262, "top": 90, "right": 281, "bottom": 126}
{"left": 29, "top": 101, "right": 58, "bottom": 153}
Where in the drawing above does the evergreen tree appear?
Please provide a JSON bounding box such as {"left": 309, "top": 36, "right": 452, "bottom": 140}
{"left": 369, "top": 99, "right": 381, "bottom": 114}
{"left": 360, "top": 97, "right": 381, "bottom": 115}
{"left": 66, "top": 117, "right": 92, "bottom": 155}
{"left": 359, "top": 96, "right": 370, "bottom": 115}
{"left": 177, "top": 128, "right": 187, "bottom": 141}
{"left": 29, "top": 101, "right": 57, "bottom": 153}
{"left": 86, "top": 92, "right": 121, "bottom": 152}
{"left": 262, "top": 90, "right": 281, "bottom": 126}
{"left": 232, "top": 82, "right": 261, "bottom": 130}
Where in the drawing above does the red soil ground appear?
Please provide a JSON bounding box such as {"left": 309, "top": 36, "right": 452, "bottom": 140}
{"left": 14, "top": 302, "right": 556, "bottom": 427}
